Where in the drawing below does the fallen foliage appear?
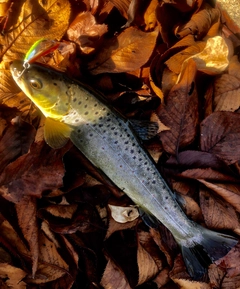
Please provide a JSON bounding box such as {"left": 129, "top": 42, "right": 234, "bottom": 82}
{"left": 0, "top": 0, "right": 240, "bottom": 288}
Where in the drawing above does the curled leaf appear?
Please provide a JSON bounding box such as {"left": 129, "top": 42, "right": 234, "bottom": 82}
{"left": 175, "top": 3, "right": 219, "bottom": 39}
{"left": 108, "top": 204, "right": 139, "bottom": 223}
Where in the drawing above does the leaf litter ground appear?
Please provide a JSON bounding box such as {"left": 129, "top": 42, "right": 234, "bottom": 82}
{"left": 0, "top": 0, "right": 240, "bottom": 288}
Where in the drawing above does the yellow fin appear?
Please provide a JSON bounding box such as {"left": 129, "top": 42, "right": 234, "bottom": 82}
{"left": 44, "top": 118, "right": 72, "bottom": 149}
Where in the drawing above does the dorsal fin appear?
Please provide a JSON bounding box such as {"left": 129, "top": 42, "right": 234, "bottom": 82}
{"left": 44, "top": 118, "right": 73, "bottom": 149}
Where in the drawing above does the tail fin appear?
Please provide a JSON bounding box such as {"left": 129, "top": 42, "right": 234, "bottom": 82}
{"left": 180, "top": 228, "right": 238, "bottom": 280}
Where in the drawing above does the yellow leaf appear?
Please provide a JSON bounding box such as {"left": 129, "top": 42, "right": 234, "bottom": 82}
{"left": 88, "top": 27, "right": 158, "bottom": 74}
{"left": 0, "top": 0, "right": 71, "bottom": 62}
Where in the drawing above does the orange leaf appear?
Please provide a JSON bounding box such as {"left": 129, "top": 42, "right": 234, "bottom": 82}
{"left": 88, "top": 27, "right": 158, "bottom": 74}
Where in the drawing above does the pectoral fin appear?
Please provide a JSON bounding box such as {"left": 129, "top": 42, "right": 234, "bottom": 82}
{"left": 44, "top": 118, "right": 73, "bottom": 149}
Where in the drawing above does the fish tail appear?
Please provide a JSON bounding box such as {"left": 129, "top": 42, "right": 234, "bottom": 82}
{"left": 180, "top": 227, "right": 238, "bottom": 280}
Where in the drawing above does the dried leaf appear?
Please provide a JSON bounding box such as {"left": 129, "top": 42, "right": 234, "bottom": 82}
{"left": 0, "top": 140, "right": 68, "bottom": 203}
{"left": 214, "top": 55, "right": 240, "bottom": 111}
{"left": 200, "top": 111, "right": 240, "bottom": 164}
{"left": 0, "top": 263, "right": 27, "bottom": 289}
{"left": 0, "top": 115, "right": 36, "bottom": 175}
{"left": 26, "top": 231, "right": 69, "bottom": 284}
{"left": 198, "top": 180, "right": 240, "bottom": 213}
{"left": 101, "top": 258, "right": 131, "bottom": 289}
{"left": 108, "top": 204, "right": 139, "bottom": 223}
{"left": 1, "top": 0, "right": 71, "bottom": 62}
{"left": 109, "top": 0, "right": 131, "bottom": 19}
{"left": 143, "top": 0, "right": 158, "bottom": 31}
{"left": 88, "top": 27, "right": 158, "bottom": 74}
{"left": 200, "top": 188, "right": 240, "bottom": 231}
{"left": 175, "top": 3, "right": 219, "bottom": 39}
{"left": 137, "top": 231, "right": 162, "bottom": 285}
{"left": 67, "top": 12, "right": 108, "bottom": 54}
{"left": 157, "top": 59, "right": 198, "bottom": 155}
{"left": 15, "top": 196, "right": 38, "bottom": 278}
{"left": 180, "top": 168, "right": 238, "bottom": 182}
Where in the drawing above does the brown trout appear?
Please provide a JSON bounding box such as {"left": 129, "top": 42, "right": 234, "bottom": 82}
{"left": 10, "top": 60, "right": 238, "bottom": 280}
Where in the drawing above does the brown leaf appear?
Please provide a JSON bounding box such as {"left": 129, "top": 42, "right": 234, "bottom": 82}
{"left": 209, "top": 263, "right": 240, "bottom": 289}
{"left": 26, "top": 231, "right": 69, "bottom": 284}
{"left": 199, "top": 188, "right": 240, "bottom": 231}
{"left": 101, "top": 258, "right": 131, "bottom": 289}
{"left": 15, "top": 196, "right": 38, "bottom": 278}
{"left": 157, "top": 59, "right": 198, "bottom": 155}
{"left": 214, "top": 55, "right": 240, "bottom": 112}
{"left": 180, "top": 168, "right": 238, "bottom": 182}
{"left": 109, "top": 0, "right": 131, "bottom": 19}
{"left": 0, "top": 263, "right": 27, "bottom": 289}
{"left": 105, "top": 214, "right": 139, "bottom": 240}
{"left": 215, "top": 243, "right": 240, "bottom": 277}
{"left": 67, "top": 12, "right": 108, "bottom": 55}
{"left": 175, "top": 3, "right": 219, "bottom": 39}
{"left": 198, "top": 180, "right": 240, "bottom": 213}
{"left": 0, "top": 115, "right": 36, "bottom": 175}
{"left": 88, "top": 27, "right": 158, "bottom": 74}
{"left": 137, "top": 231, "right": 162, "bottom": 285}
{"left": 200, "top": 111, "right": 240, "bottom": 164}
{"left": 0, "top": 140, "right": 68, "bottom": 203}
{"left": 166, "top": 150, "right": 227, "bottom": 171}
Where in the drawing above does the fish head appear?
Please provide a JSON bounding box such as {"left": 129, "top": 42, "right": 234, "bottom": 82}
{"left": 10, "top": 60, "right": 71, "bottom": 120}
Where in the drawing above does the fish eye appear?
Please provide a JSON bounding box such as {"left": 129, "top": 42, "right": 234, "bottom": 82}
{"left": 30, "top": 79, "right": 42, "bottom": 90}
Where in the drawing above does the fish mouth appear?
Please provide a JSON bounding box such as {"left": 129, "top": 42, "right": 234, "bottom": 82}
{"left": 10, "top": 60, "right": 26, "bottom": 79}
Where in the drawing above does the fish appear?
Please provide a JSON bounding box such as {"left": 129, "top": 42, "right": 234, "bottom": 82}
{"left": 10, "top": 59, "right": 238, "bottom": 280}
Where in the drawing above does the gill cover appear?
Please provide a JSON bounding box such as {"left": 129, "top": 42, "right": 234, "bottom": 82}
{"left": 10, "top": 60, "right": 73, "bottom": 148}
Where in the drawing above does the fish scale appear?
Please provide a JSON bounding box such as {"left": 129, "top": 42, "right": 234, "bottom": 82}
{"left": 10, "top": 59, "right": 238, "bottom": 280}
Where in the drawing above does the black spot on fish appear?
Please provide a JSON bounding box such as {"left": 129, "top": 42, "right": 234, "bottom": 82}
{"left": 99, "top": 124, "right": 103, "bottom": 127}
{"left": 111, "top": 127, "right": 115, "bottom": 130}
{"left": 84, "top": 112, "right": 89, "bottom": 115}
{"left": 144, "top": 162, "right": 147, "bottom": 165}
{"left": 139, "top": 158, "right": 142, "bottom": 161}
{"left": 75, "top": 119, "right": 79, "bottom": 122}
{"left": 95, "top": 111, "right": 99, "bottom": 115}
{"left": 102, "top": 108, "right": 106, "bottom": 111}
{"left": 114, "top": 132, "right": 118, "bottom": 135}
{"left": 124, "top": 141, "right": 129, "bottom": 144}
{"left": 65, "top": 102, "right": 69, "bottom": 106}
{"left": 107, "top": 118, "right": 111, "bottom": 122}
{"left": 94, "top": 103, "right": 98, "bottom": 107}
{"left": 152, "top": 180, "right": 156, "bottom": 184}
{"left": 165, "top": 196, "right": 168, "bottom": 200}
{"left": 115, "top": 141, "right": 118, "bottom": 144}
{"left": 107, "top": 112, "right": 110, "bottom": 116}
{"left": 78, "top": 101, "right": 82, "bottom": 105}
{"left": 99, "top": 117, "right": 103, "bottom": 120}
{"left": 77, "top": 129, "right": 81, "bottom": 133}
{"left": 84, "top": 104, "right": 87, "bottom": 108}
{"left": 130, "top": 149, "right": 134, "bottom": 154}
{"left": 53, "top": 83, "right": 57, "bottom": 86}
{"left": 73, "top": 98, "right": 77, "bottom": 102}
{"left": 89, "top": 133, "right": 93, "bottom": 137}
{"left": 133, "top": 156, "right": 136, "bottom": 159}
